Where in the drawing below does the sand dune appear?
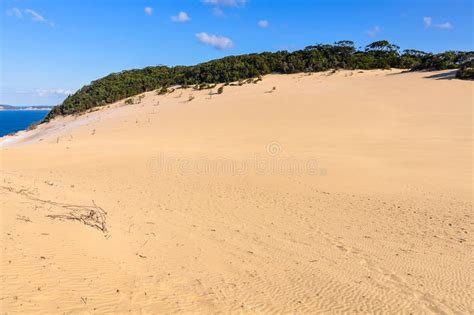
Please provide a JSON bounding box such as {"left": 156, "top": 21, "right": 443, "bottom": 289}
{"left": 1, "top": 70, "right": 472, "bottom": 313}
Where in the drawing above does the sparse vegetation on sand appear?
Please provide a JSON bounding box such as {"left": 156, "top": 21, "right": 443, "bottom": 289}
{"left": 157, "top": 87, "right": 169, "bottom": 95}
{"left": 194, "top": 83, "right": 217, "bottom": 90}
{"left": 124, "top": 94, "right": 145, "bottom": 105}
{"left": 43, "top": 40, "right": 472, "bottom": 122}
{"left": 27, "top": 122, "right": 40, "bottom": 131}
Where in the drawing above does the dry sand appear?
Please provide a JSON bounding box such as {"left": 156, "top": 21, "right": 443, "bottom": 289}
{"left": 0, "top": 69, "right": 472, "bottom": 314}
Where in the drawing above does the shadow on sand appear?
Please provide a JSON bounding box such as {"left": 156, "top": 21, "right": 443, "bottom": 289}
{"left": 423, "top": 70, "right": 458, "bottom": 80}
{"left": 386, "top": 69, "right": 458, "bottom": 80}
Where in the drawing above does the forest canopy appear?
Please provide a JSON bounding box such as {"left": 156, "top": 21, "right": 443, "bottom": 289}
{"left": 43, "top": 40, "right": 473, "bottom": 122}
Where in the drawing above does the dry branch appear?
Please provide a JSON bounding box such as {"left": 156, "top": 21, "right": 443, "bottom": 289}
{"left": 1, "top": 186, "right": 107, "bottom": 233}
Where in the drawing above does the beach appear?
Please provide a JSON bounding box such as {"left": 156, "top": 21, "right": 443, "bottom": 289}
{"left": 1, "top": 69, "right": 472, "bottom": 313}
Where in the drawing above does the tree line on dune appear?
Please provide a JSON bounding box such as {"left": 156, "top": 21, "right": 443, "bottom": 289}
{"left": 43, "top": 40, "right": 473, "bottom": 122}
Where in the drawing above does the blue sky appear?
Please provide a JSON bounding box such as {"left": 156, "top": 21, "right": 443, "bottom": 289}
{"left": 1, "top": 0, "right": 472, "bottom": 106}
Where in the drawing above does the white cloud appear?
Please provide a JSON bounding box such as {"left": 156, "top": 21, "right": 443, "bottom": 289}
{"left": 435, "top": 22, "right": 453, "bottom": 30}
{"left": 36, "top": 89, "right": 73, "bottom": 97}
{"left": 212, "top": 7, "right": 226, "bottom": 18}
{"left": 196, "top": 32, "right": 233, "bottom": 50}
{"left": 171, "top": 11, "right": 190, "bottom": 23}
{"left": 258, "top": 20, "right": 269, "bottom": 28}
{"left": 423, "top": 17, "right": 453, "bottom": 30}
{"left": 25, "top": 9, "right": 46, "bottom": 22}
{"left": 423, "top": 16, "right": 432, "bottom": 27}
{"left": 6, "top": 8, "right": 22, "bottom": 18}
{"left": 8, "top": 8, "right": 54, "bottom": 26}
{"left": 202, "top": 0, "right": 247, "bottom": 7}
{"left": 366, "top": 26, "right": 380, "bottom": 37}
{"left": 26, "top": 8, "right": 55, "bottom": 27}
{"left": 144, "top": 7, "right": 153, "bottom": 16}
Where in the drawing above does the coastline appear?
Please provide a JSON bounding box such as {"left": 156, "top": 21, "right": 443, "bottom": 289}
{"left": 0, "top": 107, "right": 53, "bottom": 111}
{"left": 0, "top": 110, "right": 50, "bottom": 138}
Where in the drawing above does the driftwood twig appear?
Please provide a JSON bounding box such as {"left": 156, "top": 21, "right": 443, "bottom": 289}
{"left": 1, "top": 186, "right": 108, "bottom": 233}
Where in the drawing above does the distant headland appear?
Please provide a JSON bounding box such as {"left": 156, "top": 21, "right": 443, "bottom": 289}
{"left": 0, "top": 104, "right": 53, "bottom": 111}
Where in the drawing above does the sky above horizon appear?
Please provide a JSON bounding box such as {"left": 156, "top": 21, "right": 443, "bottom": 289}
{"left": 1, "top": 0, "right": 473, "bottom": 106}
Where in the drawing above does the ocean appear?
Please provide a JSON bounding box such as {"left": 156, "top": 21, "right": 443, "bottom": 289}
{"left": 0, "top": 110, "right": 50, "bottom": 137}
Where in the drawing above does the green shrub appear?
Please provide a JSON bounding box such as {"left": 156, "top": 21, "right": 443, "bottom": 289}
{"left": 157, "top": 87, "right": 168, "bottom": 95}
{"left": 456, "top": 60, "right": 474, "bottom": 80}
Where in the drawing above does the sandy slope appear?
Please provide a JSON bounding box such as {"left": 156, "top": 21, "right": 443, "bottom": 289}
{"left": 0, "top": 69, "right": 472, "bottom": 314}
